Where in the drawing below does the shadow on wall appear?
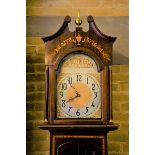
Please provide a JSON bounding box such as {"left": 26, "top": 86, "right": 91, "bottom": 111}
{"left": 113, "top": 52, "right": 129, "bottom": 65}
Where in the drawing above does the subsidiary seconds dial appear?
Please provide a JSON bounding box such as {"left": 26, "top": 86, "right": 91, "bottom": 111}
{"left": 57, "top": 74, "right": 101, "bottom": 118}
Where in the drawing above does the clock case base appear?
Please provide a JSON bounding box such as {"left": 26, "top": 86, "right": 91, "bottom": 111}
{"left": 39, "top": 124, "right": 118, "bottom": 155}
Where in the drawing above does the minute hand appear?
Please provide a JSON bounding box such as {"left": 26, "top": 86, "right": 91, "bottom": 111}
{"left": 70, "top": 84, "right": 80, "bottom": 96}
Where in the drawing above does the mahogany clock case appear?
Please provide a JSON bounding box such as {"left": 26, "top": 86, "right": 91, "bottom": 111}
{"left": 38, "top": 15, "right": 119, "bottom": 155}
{"left": 42, "top": 16, "right": 116, "bottom": 125}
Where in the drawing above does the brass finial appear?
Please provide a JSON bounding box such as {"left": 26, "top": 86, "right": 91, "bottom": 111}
{"left": 75, "top": 11, "right": 82, "bottom": 26}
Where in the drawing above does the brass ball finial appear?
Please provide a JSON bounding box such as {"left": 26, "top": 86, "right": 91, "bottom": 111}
{"left": 75, "top": 11, "right": 82, "bottom": 26}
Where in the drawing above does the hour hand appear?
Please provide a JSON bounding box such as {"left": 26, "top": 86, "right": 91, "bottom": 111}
{"left": 67, "top": 94, "right": 80, "bottom": 102}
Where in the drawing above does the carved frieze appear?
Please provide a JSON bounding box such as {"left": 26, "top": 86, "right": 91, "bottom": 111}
{"left": 42, "top": 16, "right": 116, "bottom": 66}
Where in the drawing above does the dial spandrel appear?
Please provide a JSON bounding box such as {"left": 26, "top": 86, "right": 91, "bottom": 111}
{"left": 57, "top": 54, "right": 102, "bottom": 118}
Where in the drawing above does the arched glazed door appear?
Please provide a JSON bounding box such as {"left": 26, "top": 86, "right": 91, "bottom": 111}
{"left": 56, "top": 139, "right": 102, "bottom": 155}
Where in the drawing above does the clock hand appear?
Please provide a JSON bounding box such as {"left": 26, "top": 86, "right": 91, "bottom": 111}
{"left": 66, "top": 83, "right": 81, "bottom": 103}
{"left": 69, "top": 84, "right": 80, "bottom": 96}
{"left": 67, "top": 93, "right": 80, "bottom": 102}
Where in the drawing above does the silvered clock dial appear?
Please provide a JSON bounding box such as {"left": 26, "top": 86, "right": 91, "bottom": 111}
{"left": 57, "top": 53, "right": 101, "bottom": 118}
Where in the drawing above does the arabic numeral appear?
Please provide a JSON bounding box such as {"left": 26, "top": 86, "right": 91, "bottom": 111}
{"left": 59, "top": 91, "right": 63, "bottom": 98}
{"left": 62, "top": 100, "right": 66, "bottom": 107}
{"left": 77, "top": 75, "right": 82, "bottom": 82}
{"left": 91, "top": 101, "right": 95, "bottom": 107}
{"left": 68, "top": 106, "right": 72, "bottom": 113}
{"left": 86, "top": 77, "right": 89, "bottom": 84}
{"left": 62, "top": 83, "right": 67, "bottom": 90}
{"left": 76, "top": 109, "right": 80, "bottom": 116}
{"left": 94, "top": 92, "right": 97, "bottom": 99}
{"left": 92, "top": 83, "right": 95, "bottom": 90}
{"left": 85, "top": 107, "right": 89, "bottom": 114}
{"left": 68, "top": 77, "right": 72, "bottom": 84}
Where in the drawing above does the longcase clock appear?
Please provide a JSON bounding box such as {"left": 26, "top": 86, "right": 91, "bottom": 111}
{"left": 39, "top": 15, "right": 118, "bottom": 155}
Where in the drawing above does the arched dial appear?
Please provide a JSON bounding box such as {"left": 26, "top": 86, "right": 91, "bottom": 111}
{"left": 56, "top": 54, "right": 101, "bottom": 118}
{"left": 57, "top": 74, "right": 101, "bottom": 118}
